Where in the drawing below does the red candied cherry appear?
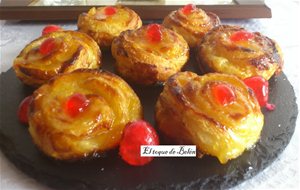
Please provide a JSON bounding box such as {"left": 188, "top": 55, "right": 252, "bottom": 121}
{"left": 230, "top": 30, "right": 254, "bottom": 42}
{"left": 42, "top": 25, "right": 62, "bottom": 35}
{"left": 39, "top": 38, "right": 57, "bottom": 56}
{"left": 18, "top": 95, "right": 33, "bottom": 124}
{"left": 146, "top": 24, "right": 162, "bottom": 43}
{"left": 243, "top": 76, "right": 275, "bottom": 110}
{"left": 64, "top": 93, "right": 89, "bottom": 117}
{"left": 181, "top": 4, "right": 196, "bottom": 15}
{"left": 104, "top": 6, "right": 117, "bottom": 16}
{"left": 211, "top": 83, "right": 236, "bottom": 106}
{"left": 119, "top": 120, "right": 159, "bottom": 166}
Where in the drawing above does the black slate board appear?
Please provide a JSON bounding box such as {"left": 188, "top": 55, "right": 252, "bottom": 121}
{"left": 0, "top": 52, "right": 298, "bottom": 190}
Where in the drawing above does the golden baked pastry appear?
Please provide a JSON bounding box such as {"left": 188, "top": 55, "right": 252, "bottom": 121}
{"left": 155, "top": 72, "right": 264, "bottom": 164}
{"left": 196, "top": 25, "right": 283, "bottom": 80}
{"left": 28, "top": 69, "right": 142, "bottom": 160}
{"left": 111, "top": 24, "right": 189, "bottom": 85}
{"left": 13, "top": 30, "right": 101, "bottom": 87}
{"left": 162, "top": 4, "right": 220, "bottom": 48}
{"left": 77, "top": 6, "right": 142, "bottom": 48}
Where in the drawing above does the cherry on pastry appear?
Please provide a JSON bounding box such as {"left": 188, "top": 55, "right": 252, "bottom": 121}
{"left": 211, "top": 84, "right": 236, "bottom": 106}
{"left": 146, "top": 24, "right": 162, "bottom": 43}
{"left": 243, "top": 76, "right": 275, "bottom": 110}
{"left": 39, "top": 38, "right": 57, "bottom": 56}
{"left": 42, "top": 25, "right": 62, "bottom": 35}
{"left": 104, "top": 6, "right": 117, "bottom": 16}
{"left": 230, "top": 30, "right": 254, "bottom": 42}
{"left": 64, "top": 93, "right": 89, "bottom": 117}
{"left": 119, "top": 120, "right": 159, "bottom": 166}
{"left": 181, "top": 4, "right": 196, "bottom": 15}
{"left": 18, "top": 95, "right": 33, "bottom": 124}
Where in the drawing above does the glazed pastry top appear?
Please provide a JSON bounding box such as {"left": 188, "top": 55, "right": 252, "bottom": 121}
{"left": 166, "top": 7, "right": 219, "bottom": 35}
{"left": 163, "top": 5, "right": 220, "bottom": 48}
{"left": 197, "top": 25, "right": 283, "bottom": 79}
{"left": 13, "top": 30, "right": 101, "bottom": 86}
{"left": 81, "top": 7, "right": 140, "bottom": 32}
{"left": 115, "top": 25, "right": 189, "bottom": 68}
{"left": 111, "top": 24, "right": 189, "bottom": 85}
{"left": 77, "top": 6, "right": 142, "bottom": 47}
{"left": 161, "top": 72, "right": 262, "bottom": 128}
{"left": 156, "top": 72, "right": 264, "bottom": 163}
{"left": 29, "top": 69, "right": 142, "bottom": 160}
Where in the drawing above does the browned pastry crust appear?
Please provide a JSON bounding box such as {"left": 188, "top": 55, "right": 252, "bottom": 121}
{"left": 155, "top": 72, "right": 264, "bottom": 164}
{"left": 77, "top": 6, "right": 142, "bottom": 48}
{"left": 28, "top": 69, "right": 142, "bottom": 160}
{"left": 162, "top": 7, "right": 220, "bottom": 48}
{"left": 111, "top": 25, "right": 189, "bottom": 85}
{"left": 196, "top": 25, "right": 284, "bottom": 80}
{"left": 13, "top": 30, "right": 101, "bottom": 87}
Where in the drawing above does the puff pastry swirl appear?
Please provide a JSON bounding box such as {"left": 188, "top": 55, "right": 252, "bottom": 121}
{"left": 13, "top": 30, "right": 101, "bottom": 87}
{"left": 78, "top": 6, "right": 142, "bottom": 48}
{"left": 163, "top": 6, "right": 220, "bottom": 48}
{"left": 111, "top": 25, "right": 189, "bottom": 85}
{"left": 155, "top": 72, "right": 264, "bottom": 164}
{"left": 28, "top": 69, "right": 142, "bottom": 160}
{"left": 196, "top": 25, "right": 283, "bottom": 80}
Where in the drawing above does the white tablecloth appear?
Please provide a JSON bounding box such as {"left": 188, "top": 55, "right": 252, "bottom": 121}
{"left": 1, "top": 0, "right": 299, "bottom": 189}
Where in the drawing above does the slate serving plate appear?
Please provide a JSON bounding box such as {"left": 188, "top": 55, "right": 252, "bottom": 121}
{"left": 0, "top": 52, "right": 298, "bottom": 190}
